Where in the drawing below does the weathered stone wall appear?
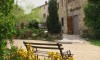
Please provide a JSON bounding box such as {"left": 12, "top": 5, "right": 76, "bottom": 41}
{"left": 68, "top": 0, "right": 88, "bottom": 33}
{"left": 58, "top": 0, "right": 68, "bottom": 33}
{"left": 39, "top": 4, "right": 48, "bottom": 22}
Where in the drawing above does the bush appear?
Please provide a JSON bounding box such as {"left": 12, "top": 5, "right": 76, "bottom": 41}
{"left": 46, "top": 34, "right": 62, "bottom": 41}
{"left": 30, "top": 28, "right": 43, "bottom": 34}
{"left": 84, "top": 0, "right": 100, "bottom": 39}
{"left": 0, "top": 44, "right": 19, "bottom": 60}
{"left": 16, "top": 29, "right": 33, "bottom": 39}
{"left": 0, "top": 45, "right": 74, "bottom": 60}
{"left": 81, "top": 28, "right": 100, "bottom": 39}
{"left": 0, "top": 1, "right": 16, "bottom": 59}
{"left": 28, "top": 20, "right": 39, "bottom": 29}
{"left": 32, "top": 29, "right": 45, "bottom": 40}
{"left": 32, "top": 29, "right": 63, "bottom": 41}
{"left": 16, "top": 28, "right": 44, "bottom": 39}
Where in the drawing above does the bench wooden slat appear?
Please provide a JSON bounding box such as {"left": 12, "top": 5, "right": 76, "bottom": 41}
{"left": 23, "top": 41, "right": 62, "bottom": 46}
{"left": 23, "top": 41, "right": 64, "bottom": 58}
{"left": 34, "top": 50, "right": 48, "bottom": 54}
{"left": 32, "top": 46, "right": 63, "bottom": 50}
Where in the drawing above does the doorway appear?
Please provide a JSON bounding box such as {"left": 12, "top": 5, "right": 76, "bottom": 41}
{"left": 67, "top": 16, "right": 73, "bottom": 34}
{"left": 72, "top": 15, "right": 79, "bottom": 34}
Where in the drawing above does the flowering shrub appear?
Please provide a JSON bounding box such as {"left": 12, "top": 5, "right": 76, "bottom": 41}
{"left": 4, "top": 44, "right": 74, "bottom": 60}
{"left": 17, "top": 44, "right": 74, "bottom": 60}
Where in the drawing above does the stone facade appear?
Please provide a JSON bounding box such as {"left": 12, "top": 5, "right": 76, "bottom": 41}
{"left": 39, "top": 1, "right": 49, "bottom": 22}
{"left": 67, "top": 0, "right": 88, "bottom": 34}
{"left": 33, "top": 0, "right": 88, "bottom": 34}
{"left": 58, "top": 0, "right": 68, "bottom": 33}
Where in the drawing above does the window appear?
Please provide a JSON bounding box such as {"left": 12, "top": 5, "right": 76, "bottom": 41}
{"left": 61, "top": 18, "right": 64, "bottom": 26}
{"left": 43, "top": 14, "right": 46, "bottom": 18}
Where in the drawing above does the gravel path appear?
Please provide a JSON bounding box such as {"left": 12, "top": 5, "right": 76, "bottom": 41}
{"left": 7, "top": 39, "right": 100, "bottom": 60}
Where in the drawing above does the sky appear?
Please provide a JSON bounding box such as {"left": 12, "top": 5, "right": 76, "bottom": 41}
{"left": 15, "top": 0, "right": 48, "bottom": 14}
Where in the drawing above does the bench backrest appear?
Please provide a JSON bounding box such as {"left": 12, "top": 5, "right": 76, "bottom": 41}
{"left": 23, "top": 41, "right": 64, "bottom": 58}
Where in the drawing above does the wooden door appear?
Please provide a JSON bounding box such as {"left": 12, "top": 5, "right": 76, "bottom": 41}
{"left": 67, "top": 16, "right": 73, "bottom": 34}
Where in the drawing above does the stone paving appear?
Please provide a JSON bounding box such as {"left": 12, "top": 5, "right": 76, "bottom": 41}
{"left": 57, "top": 34, "right": 86, "bottom": 43}
{"left": 7, "top": 34, "right": 100, "bottom": 60}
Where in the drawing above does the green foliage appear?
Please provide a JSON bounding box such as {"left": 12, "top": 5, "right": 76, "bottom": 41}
{"left": 31, "top": 28, "right": 43, "bottom": 34}
{"left": 16, "top": 28, "right": 44, "bottom": 39}
{"left": 12, "top": 5, "right": 31, "bottom": 28}
{"left": 0, "top": 44, "right": 20, "bottom": 60}
{"left": 84, "top": 0, "right": 100, "bottom": 38}
{"left": 88, "top": 39, "right": 100, "bottom": 46}
{"left": 16, "top": 28, "right": 32, "bottom": 39}
{"left": 9, "top": 46, "right": 20, "bottom": 60}
{"left": 0, "top": 0, "right": 15, "bottom": 41}
{"left": 12, "top": 5, "right": 25, "bottom": 25}
{"left": 0, "top": 15, "right": 16, "bottom": 40}
{"left": 0, "top": 1, "right": 16, "bottom": 59}
{"left": 0, "top": 40, "right": 18, "bottom": 60}
{"left": 46, "top": 34, "right": 62, "bottom": 41}
{"left": 0, "top": 0, "right": 14, "bottom": 17}
{"left": 31, "top": 7, "right": 41, "bottom": 22}
{"left": 29, "top": 28, "right": 45, "bottom": 40}
{"left": 28, "top": 20, "right": 39, "bottom": 29}
{"left": 88, "top": 0, "right": 100, "bottom": 3}
{"left": 12, "top": 5, "right": 24, "bottom": 18}
{"left": 47, "top": 0, "right": 61, "bottom": 34}
{"left": 12, "top": 4, "right": 41, "bottom": 27}
{"left": 0, "top": 40, "right": 7, "bottom": 59}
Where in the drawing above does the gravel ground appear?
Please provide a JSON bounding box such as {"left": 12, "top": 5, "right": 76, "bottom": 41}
{"left": 7, "top": 39, "right": 100, "bottom": 60}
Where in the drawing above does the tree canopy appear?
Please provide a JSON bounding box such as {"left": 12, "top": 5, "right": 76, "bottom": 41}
{"left": 84, "top": 0, "right": 100, "bottom": 38}
{"left": 46, "top": 0, "right": 61, "bottom": 34}
{"left": 0, "top": 0, "right": 15, "bottom": 40}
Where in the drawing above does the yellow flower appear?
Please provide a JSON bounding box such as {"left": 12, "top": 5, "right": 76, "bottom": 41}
{"left": 26, "top": 44, "right": 32, "bottom": 51}
{"left": 44, "top": 58, "right": 46, "bottom": 60}
{"left": 69, "top": 56, "right": 74, "bottom": 60}
{"left": 12, "top": 46, "right": 74, "bottom": 60}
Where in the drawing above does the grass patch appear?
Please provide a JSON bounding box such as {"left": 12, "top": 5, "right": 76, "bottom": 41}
{"left": 88, "top": 39, "right": 100, "bottom": 46}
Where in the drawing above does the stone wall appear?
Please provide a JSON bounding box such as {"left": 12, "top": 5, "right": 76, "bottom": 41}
{"left": 57, "top": 0, "right": 68, "bottom": 33}
{"left": 39, "top": 4, "right": 48, "bottom": 22}
{"left": 68, "top": 0, "right": 88, "bottom": 34}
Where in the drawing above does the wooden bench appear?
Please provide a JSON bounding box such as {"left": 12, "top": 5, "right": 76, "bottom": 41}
{"left": 23, "top": 41, "right": 64, "bottom": 58}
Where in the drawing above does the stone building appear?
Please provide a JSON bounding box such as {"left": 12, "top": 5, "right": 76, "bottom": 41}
{"left": 33, "top": 0, "right": 88, "bottom": 34}
{"left": 67, "top": 0, "right": 88, "bottom": 34}
{"left": 38, "top": 1, "right": 49, "bottom": 23}
{"left": 58, "top": 0, "right": 68, "bottom": 34}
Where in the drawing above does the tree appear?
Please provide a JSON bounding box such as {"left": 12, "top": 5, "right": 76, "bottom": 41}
{"left": 84, "top": 0, "right": 100, "bottom": 38}
{"left": 28, "top": 20, "right": 39, "bottom": 29}
{"left": 12, "top": 5, "right": 25, "bottom": 26}
{"left": 0, "top": 0, "right": 16, "bottom": 59}
{"left": 88, "top": 0, "right": 100, "bottom": 3}
{"left": 31, "top": 8, "right": 41, "bottom": 22}
{"left": 46, "top": 0, "right": 61, "bottom": 34}
{"left": 0, "top": 0, "right": 15, "bottom": 41}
